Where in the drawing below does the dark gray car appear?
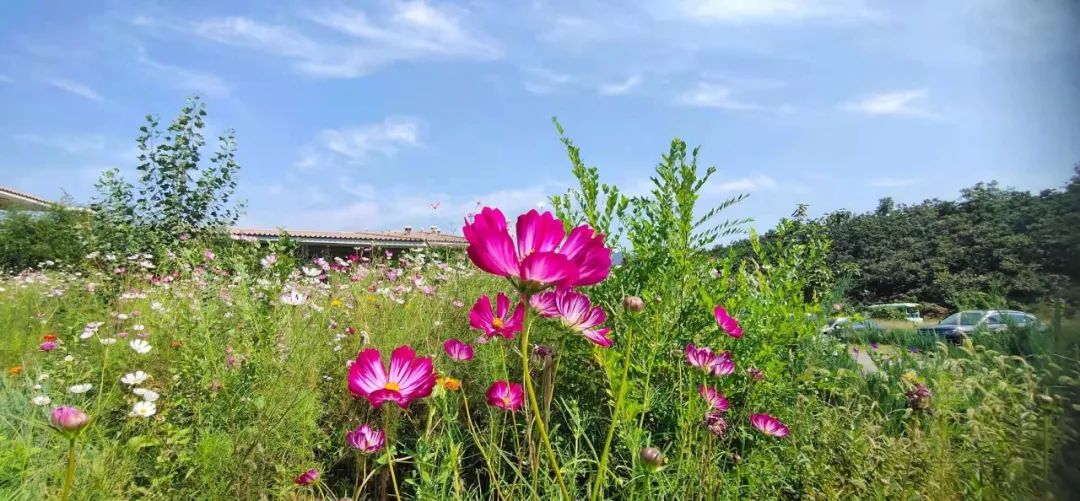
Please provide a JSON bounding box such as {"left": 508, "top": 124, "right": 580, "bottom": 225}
{"left": 919, "top": 310, "right": 1040, "bottom": 342}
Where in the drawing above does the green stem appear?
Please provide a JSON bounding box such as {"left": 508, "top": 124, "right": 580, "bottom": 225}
{"left": 61, "top": 438, "right": 76, "bottom": 501}
{"left": 462, "top": 391, "right": 505, "bottom": 500}
{"left": 520, "top": 293, "right": 571, "bottom": 500}
{"left": 592, "top": 325, "right": 634, "bottom": 501}
{"left": 384, "top": 409, "right": 402, "bottom": 500}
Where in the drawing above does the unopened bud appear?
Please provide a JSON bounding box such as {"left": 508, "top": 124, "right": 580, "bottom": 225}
{"left": 639, "top": 447, "right": 667, "bottom": 471}
{"left": 623, "top": 296, "right": 645, "bottom": 313}
{"left": 50, "top": 406, "right": 89, "bottom": 433}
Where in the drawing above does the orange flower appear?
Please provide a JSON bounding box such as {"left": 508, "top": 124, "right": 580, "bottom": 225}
{"left": 7, "top": 366, "right": 23, "bottom": 376}
{"left": 42, "top": 334, "right": 57, "bottom": 341}
{"left": 171, "top": 340, "right": 183, "bottom": 349}
{"left": 438, "top": 376, "right": 462, "bottom": 391}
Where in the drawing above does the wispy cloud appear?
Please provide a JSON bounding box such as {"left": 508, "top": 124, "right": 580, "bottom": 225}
{"left": 522, "top": 66, "right": 575, "bottom": 95}
{"left": 705, "top": 174, "right": 777, "bottom": 193}
{"left": 43, "top": 78, "right": 104, "bottom": 101}
{"left": 192, "top": 2, "right": 499, "bottom": 79}
{"left": 676, "top": 82, "right": 759, "bottom": 110}
{"left": 13, "top": 133, "right": 107, "bottom": 153}
{"left": 868, "top": 177, "right": 916, "bottom": 188}
{"left": 299, "top": 117, "right": 422, "bottom": 167}
{"left": 598, "top": 74, "right": 642, "bottom": 96}
{"left": 135, "top": 49, "right": 230, "bottom": 97}
{"left": 843, "top": 89, "right": 935, "bottom": 116}
{"left": 671, "top": 0, "right": 880, "bottom": 23}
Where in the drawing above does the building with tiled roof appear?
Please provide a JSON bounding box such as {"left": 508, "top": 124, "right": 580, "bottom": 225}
{"left": 0, "top": 185, "right": 58, "bottom": 211}
{"left": 229, "top": 226, "right": 467, "bottom": 252}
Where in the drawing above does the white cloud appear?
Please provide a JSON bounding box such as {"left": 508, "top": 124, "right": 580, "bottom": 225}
{"left": 301, "top": 118, "right": 422, "bottom": 166}
{"left": 43, "top": 78, "right": 104, "bottom": 101}
{"left": 705, "top": 174, "right": 777, "bottom": 193}
{"left": 192, "top": 2, "right": 499, "bottom": 79}
{"left": 13, "top": 133, "right": 107, "bottom": 154}
{"left": 522, "top": 66, "right": 575, "bottom": 95}
{"left": 676, "top": 82, "right": 759, "bottom": 110}
{"left": 671, "top": 0, "right": 880, "bottom": 23}
{"left": 868, "top": 177, "right": 916, "bottom": 188}
{"left": 843, "top": 89, "right": 934, "bottom": 116}
{"left": 135, "top": 50, "right": 230, "bottom": 97}
{"left": 599, "top": 74, "right": 642, "bottom": 96}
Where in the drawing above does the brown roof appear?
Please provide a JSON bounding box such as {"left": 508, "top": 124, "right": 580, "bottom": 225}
{"left": 230, "top": 227, "right": 468, "bottom": 248}
{"left": 0, "top": 185, "right": 56, "bottom": 210}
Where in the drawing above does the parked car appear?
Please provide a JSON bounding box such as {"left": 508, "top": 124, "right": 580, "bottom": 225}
{"left": 822, "top": 317, "right": 885, "bottom": 336}
{"left": 918, "top": 310, "right": 1041, "bottom": 342}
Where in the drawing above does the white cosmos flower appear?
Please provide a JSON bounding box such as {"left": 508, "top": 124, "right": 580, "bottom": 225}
{"left": 302, "top": 267, "right": 322, "bottom": 277}
{"left": 31, "top": 395, "right": 51, "bottom": 406}
{"left": 121, "top": 371, "right": 149, "bottom": 385}
{"left": 132, "top": 388, "right": 160, "bottom": 402}
{"left": 129, "top": 339, "right": 152, "bottom": 354}
{"left": 68, "top": 383, "right": 93, "bottom": 394}
{"left": 100, "top": 337, "right": 117, "bottom": 345}
{"left": 280, "top": 290, "right": 306, "bottom": 305}
{"left": 129, "top": 401, "right": 157, "bottom": 418}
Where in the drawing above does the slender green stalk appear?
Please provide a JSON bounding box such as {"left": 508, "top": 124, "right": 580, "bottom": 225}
{"left": 384, "top": 409, "right": 402, "bottom": 500}
{"left": 61, "top": 438, "right": 76, "bottom": 501}
{"left": 519, "top": 293, "right": 571, "bottom": 500}
{"left": 592, "top": 324, "right": 634, "bottom": 500}
{"left": 462, "top": 391, "right": 505, "bottom": 500}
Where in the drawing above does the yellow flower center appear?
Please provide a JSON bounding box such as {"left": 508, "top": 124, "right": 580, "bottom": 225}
{"left": 385, "top": 382, "right": 401, "bottom": 392}
{"left": 492, "top": 318, "right": 504, "bottom": 329}
{"left": 501, "top": 396, "right": 511, "bottom": 406}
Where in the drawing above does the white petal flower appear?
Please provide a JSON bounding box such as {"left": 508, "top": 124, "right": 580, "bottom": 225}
{"left": 31, "top": 395, "right": 51, "bottom": 406}
{"left": 129, "top": 339, "right": 152, "bottom": 354}
{"left": 129, "top": 401, "right": 157, "bottom": 418}
{"left": 100, "top": 337, "right": 117, "bottom": 345}
{"left": 132, "top": 388, "right": 160, "bottom": 402}
{"left": 68, "top": 383, "right": 92, "bottom": 394}
{"left": 121, "top": 371, "right": 149, "bottom": 385}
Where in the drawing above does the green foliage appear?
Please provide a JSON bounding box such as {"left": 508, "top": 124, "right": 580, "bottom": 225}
{"left": 0, "top": 204, "right": 90, "bottom": 272}
{"left": 90, "top": 96, "right": 243, "bottom": 254}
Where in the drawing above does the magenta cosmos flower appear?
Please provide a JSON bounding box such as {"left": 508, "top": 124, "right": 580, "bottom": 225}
{"left": 468, "top": 293, "right": 524, "bottom": 340}
{"left": 50, "top": 406, "right": 89, "bottom": 432}
{"left": 347, "top": 346, "right": 437, "bottom": 408}
{"left": 485, "top": 380, "right": 524, "bottom": 412}
{"left": 699, "top": 385, "right": 730, "bottom": 412}
{"left": 294, "top": 468, "right": 319, "bottom": 485}
{"left": 346, "top": 424, "right": 386, "bottom": 453}
{"left": 750, "top": 413, "right": 790, "bottom": 437}
{"left": 686, "top": 344, "right": 734, "bottom": 376}
{"left": 531, "top": 287, "right": 612, "bottom": 347}
{"left": 443, "top": 338, "right": 474, "bottom": 362}
{"left": 39, "top": 340, "right": 58, "bottom": 352}
{"left": 463, "top": 207, "right": 612, "bottom": 292}
{"left": 714, "top": 305, "right": 743, "bottom": 338}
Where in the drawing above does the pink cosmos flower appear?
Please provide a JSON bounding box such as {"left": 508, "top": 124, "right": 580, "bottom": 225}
{"left": 486, "top": 380, "right": 524, "bottom": 412}
{"left": 685, "top": 344, "right": 716, "bottom": 370}
{"left": 347, "top": 346, "right": 437, "bottom": 408}
{"left": 750, "top": 413, "right": 790, "bottom": 438}
{"left": 294, "top": 468, "right": 319, "bottom": 485}
{"left": 468, "top": 294, "right": 524, "bottom": 340}
{"left": 714, "top": 305, "right": 743, "bottom": 338}
{"left": 699, "top": 385, "right": 730, "bottom": 412}
{"left": 203, "top": 249, "right": 215, "bottom": 261}
{"left": 443, "top": 338, "right": 474, "bottom": 362}
{"left": 39, "top": 340, "right": 58, "bottom": 352}
{"left": 462, "top": 207, "right": 612, "bottom": 292}
{"left": 346, "top": 424, "right": 386, "bottom": 453}
{"left": 531, "top": 287, "right": 612, "bottom": 347}
{"left": 709, "top": 351, "right": 735, "bottom": 377}
{"left": 50, "top": 406, "right": 89, "bottom": 432}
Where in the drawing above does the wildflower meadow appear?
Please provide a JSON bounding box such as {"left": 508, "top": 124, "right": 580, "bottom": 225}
{"left": 0, "top": 103, "right": 1078, "bottom": 500}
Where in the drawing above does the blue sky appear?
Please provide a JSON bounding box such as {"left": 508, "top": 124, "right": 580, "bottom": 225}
{"left": 1, "top": 0, "right": 1077, "bottom": 236}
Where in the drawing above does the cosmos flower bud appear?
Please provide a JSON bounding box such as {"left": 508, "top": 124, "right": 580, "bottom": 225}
{"left": 639, "top": 447, "right": 667, "bottom": 472}
{"left": 623, "top": 296, "right": 645, "bottom": 313}
{"left": 50, "top": 406, "right": 89, "bottom": 433}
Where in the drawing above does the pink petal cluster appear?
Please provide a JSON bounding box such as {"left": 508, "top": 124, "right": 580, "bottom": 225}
{"left": 750, "top": 413, "right": 790, "bottom": 437}
{"left": 347, "top": 346, "right": 436, "bottom": 408}
{"left": 463, "top": 208, "right": 611, "bottom": 291}
{"left": 293, "top": 468, "right": 319, "bottom": 485}
{"left": 39, "top": 340, "right": 58, "bottom": 352}
{"left": 468, "top": 294, "right": 524, "bottom": 340}
{"left": 531, "top": 287, "right": 612, "bottom": 348}
{"left": 346, "top": 424, "right": 386, "bottom": 453}
{"left": 698, "top": 385, "right": 730, "bottom": 412}
{"left": 714, "top": 305, "right": 743, "bottom": 338}
{"left": 685, "top": 344, "right": 735, "bottom": 376}
{"left": 443, "top": 338, "right": 474, "bottom": 362}
{"left": 485, "top": 380, "right": 524, "bottom": 412}
{"left": 50, "top": 406, "right": 89, "bottom": 432}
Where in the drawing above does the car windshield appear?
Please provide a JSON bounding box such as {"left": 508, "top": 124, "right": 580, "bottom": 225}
{"left": 939, "top": 311, "right": 985, "bottom": 326}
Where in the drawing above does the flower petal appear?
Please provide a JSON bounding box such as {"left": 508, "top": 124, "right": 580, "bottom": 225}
{"left": 515, "top": 210, "right": 565, "bottom": 258}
